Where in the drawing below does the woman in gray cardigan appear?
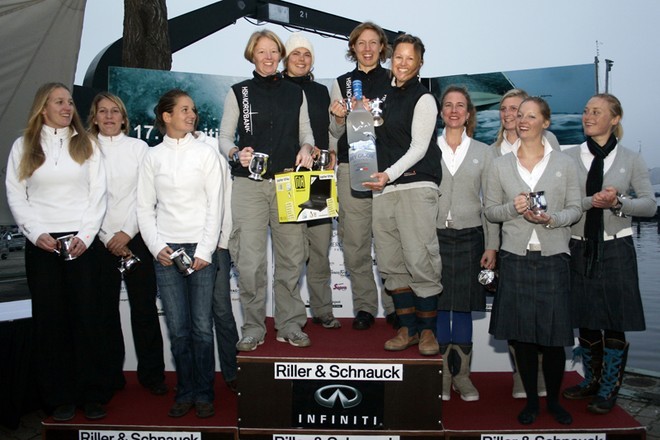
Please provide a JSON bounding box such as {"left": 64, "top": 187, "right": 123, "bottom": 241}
{"left": 436, "top": 86, "right": 498, "bottom": 402}
{"left": 561, "top": 94, "right": 656, "bottom": 414}
{"left": 485, "top": 97, "right": 581, "bottom": 426}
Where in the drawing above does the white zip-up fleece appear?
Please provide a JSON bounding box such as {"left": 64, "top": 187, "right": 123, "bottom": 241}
{"left": 5, "top": 125, "right": 106, "bottom": 248}
{"left": 97, "top": 132, "right": 148, "bottom": 246}
{"left": 136, "top": 132, "right": 224, "bottom": 263}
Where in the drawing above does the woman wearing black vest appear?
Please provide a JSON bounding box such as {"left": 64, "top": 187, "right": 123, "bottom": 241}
{"left": 363, "top": 34, "right": 443, "bottom": 356}
{"left": 219, "top": 30, "right": 315, "bottom": 351}
{"left": 282, "top": 33, "right": 340, "bottom": 330}
{"left": 328, "top": 21, "right": 395, "bottom": 330}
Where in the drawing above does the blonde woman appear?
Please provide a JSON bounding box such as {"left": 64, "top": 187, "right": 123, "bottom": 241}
{"left": 5, "top": 82, "right": 108, "bottom": 421}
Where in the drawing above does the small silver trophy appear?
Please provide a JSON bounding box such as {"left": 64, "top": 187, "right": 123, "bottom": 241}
{"left": 478, "top": 269, "right": 498, "bottom": 294}
{"left": 610, "top": 193, "right": 627, "bottom": 218}
{"left": 315, "top": 149, "right": 331, "bottom": 171}
{"left": 248, "top": 152, "right": 269, "bottom": 181}
{"left": 54, "top": 234, "right": 76, "bottom": 261}
{"left": 370, "top": 97, "right": 384, "bottom": 127}
{"left": 527, "top": 191, "right": 548, "bottom": 216}
{"left": 170, "top": 248, "right": 195, "bottom": 276}
{"left": 118, "top": 253, "right": 141, "bottom": 275}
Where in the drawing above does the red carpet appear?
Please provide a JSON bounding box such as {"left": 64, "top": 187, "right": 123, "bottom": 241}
{"left": 443, "top": 371, "right": 642, "bottom": 432}
{"left": 42, "top": 318, "right": 643, "bottom": 437}
{"left": 43, "top": 371, "right": 237, "bottom": 430}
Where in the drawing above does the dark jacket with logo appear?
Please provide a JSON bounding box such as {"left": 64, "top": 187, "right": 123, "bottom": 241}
{"left": 283, "top": 73, "right": 330, "bottom": 150}
{"left": 231, "top": 71, "right": 304, "bottom": 179}
{"left": 374, "top": 78, "right": 442, "bottom": 186}
{"left": 335, "top": 64, "right": 391, "bottom": 163}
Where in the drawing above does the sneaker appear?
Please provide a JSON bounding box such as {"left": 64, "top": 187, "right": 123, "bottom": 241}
{"left": 236, "top": 335, "right": 264, "bottom": 352}
{"left": 277, "top": 330, "right": 311, "bottom": 347}
{"left": 313, "top": 313, "right": 341, "bottom": 329}
{"left": 52, "top": 404, "right": 76, "bottom": 422}
{"left": 195, "top": 402, "right": 215, "bottom": 418}
{"left": 168, "top": 401, "right": 194, "bottom": 418}
{"left": 352, "top": 310, "right": 375, "bottom": 330}
{"left": 83, "top": 403, "right": 107, "bottom": 420}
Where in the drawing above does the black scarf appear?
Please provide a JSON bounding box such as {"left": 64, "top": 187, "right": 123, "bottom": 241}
{"left": 583, "top": 133, "right": 617, "bottom": 277}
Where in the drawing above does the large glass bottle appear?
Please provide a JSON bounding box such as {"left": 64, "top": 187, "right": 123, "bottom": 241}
{"left": 347, "top": 80, "right": 378, "bottom": 192}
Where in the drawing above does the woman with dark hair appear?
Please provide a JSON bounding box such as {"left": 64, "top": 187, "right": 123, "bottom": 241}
{"left": 485, "top": 97, "right": 581, "bottom": 425}
{"left": 363, "top": 33, "right": 442, "bottom": 356}
{"left": 5, "top": 82, "right": 108, "bottom": 421}
{"left": 137, "top": 89, "right": 224, "bottom": 418}
{"left": 88, "top": 92, "right": 167, "bottom": 397}
{"left": 562, "top": 93, "right": 655, "bottom": 414}
{"left": 282, "top": 32, "right": 339, "bottom": 329}
{"left": 328, "top": 21, "right": 396, "bottom": 330}
{"left": 435, "top": 85, "right": 497, "bottom": 402}
{"left": 219, "top": 30, "right": 315, "bottom": 351}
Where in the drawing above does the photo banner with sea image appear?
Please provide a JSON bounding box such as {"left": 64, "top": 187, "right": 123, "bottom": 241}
{"left": 104, "top": 64, "right": 592, "bottom": 372}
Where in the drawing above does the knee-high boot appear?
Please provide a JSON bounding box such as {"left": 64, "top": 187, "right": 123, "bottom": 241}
{"left": 563, "top": 337, "right": 604, "bottom": 399}
{"left": 451, "top": 343, "right": 479, "bottom": 401}
{"left": 588, "top": 339, "right": 629, "bottom": 414}
{"left": 440, "top": 344, "right": 452, "bottom": 401}
{"left": 384, "top": 288, "right": 418, "bottom": 351}
{"left": 415, "top": 295, "right": 439, "bottom": 356}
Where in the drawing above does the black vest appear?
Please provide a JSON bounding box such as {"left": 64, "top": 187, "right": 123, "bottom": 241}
{"left": 283, "top": 74, "right": 330, "bottom": 149}
{"left": 230, "top": 72, "right": 303, "bottom": 179}
{"left": 374, "top": 78, "right": 442, "bottom": 186}
{"left": 335, "top": 64, "right": 391, "bottom": 163}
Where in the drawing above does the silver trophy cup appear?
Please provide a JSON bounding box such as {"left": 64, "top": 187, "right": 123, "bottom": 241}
{"left": 248, "top": 152, "right": 269, "bottom": 181}
{"left": 315, "top": 149, "right": 331, "bottom": 171}
{"left": 170, "top": 248, "right": 195, "bottom": 276}
{"left": 370, "top": 97, "right": 384, "bottom": 127}
{"left": 478, "top": 269, "right": 498, "bottom": 294}
{"left": 527, "top": 191, "right": 548, "bottom": 216}
{"left": 54, "top": 234, "right": 77, "bottom": 261}
{"left": 610, "top": 193, "right": 628, "bottom": 218}
{"left": 118, "top": 253, "right": 141, "bottom": 275}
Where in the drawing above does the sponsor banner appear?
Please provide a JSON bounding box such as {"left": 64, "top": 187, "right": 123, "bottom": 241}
{"left": 481, "top": 435, "right": 606, "bottom": 440}
{"left": 274, "top": 436, "right": 399, "bottom": 440}
{"left": 275, "top": 362, "right": 403, "bottom": 381}
{"left": 292, "top": 380, "right": 384, "bottom": 429}
{"left": 79, "top": 430, "right": 201, "bottom": 440}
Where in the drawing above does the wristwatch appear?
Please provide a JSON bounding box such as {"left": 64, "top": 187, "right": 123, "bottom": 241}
{"left": 231, "top": 149, "right": 240, "bottom": 165}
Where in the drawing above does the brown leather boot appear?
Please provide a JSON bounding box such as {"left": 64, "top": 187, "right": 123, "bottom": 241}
{"left": 419, "top": 329, "right": 440, "bottom": 356}
{"left": 384, "top": 327, "right": 419, "bottom": 351}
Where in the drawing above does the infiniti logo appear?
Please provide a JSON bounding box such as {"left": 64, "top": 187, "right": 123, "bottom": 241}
{"left": 314, "top": 385, "right": 362, "bottom": 409}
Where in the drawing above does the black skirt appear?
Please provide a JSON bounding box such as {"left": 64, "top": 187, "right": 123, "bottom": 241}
{"left": 489, "top": 250, "right": 574, "bottom": 346}
{"left": 436, "top": 226, "right": 486, "bottom": 312}
{"left": 569, "top": 236, "right": 646, "bottom": 332}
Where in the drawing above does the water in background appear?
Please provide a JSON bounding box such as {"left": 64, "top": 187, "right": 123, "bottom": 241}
{"left": 473, "top": 109, "right": 585, "bottom": 146}
{"left": 628, "top": 217, "right": 660, "bottom": 372}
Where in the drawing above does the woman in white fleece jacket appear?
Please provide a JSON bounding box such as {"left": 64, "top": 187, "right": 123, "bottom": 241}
{"left": 136, "top": 89, "right": 224, "bottom": 419}
{"left": 5, "top": 82, "right": 108, "bottom": 421}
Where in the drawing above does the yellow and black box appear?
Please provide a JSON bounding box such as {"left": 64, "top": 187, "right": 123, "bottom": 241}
{"left": 275, "top": 170, "right": 338, "bottom": 222}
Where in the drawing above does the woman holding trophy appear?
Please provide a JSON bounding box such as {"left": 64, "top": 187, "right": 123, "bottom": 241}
{"left": 219, "top": 29, "right": 315, "bottom": 351}
{"left": 362, "top": 34, "right": 443, "bottom": 356}
{"left": 484, "top": 97, "right": 581, "bottom": 425}
{"left": 5, "top": 82, "right": 108, "bottom": 421}
{"left": 282, "top": 33, "right": 340, "bottom": 330}
{"left": 87, "top": 92, "right": 167, "bottom": 397}
{"left": 327, "top": 22, "right": 396, "bottom": 331}
{"left": 435, "top": 85, "right": 498, "bottom": 402}
{"left": 137, "top": 89, "right": 224, "bottom": 419}
{"left": 562, "top": 94, "right": 655, "bottom": 414}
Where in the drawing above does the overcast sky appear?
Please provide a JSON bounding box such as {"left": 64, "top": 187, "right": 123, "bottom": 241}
{"left": 76, "top": 0, "right": 660, "bottom": 167}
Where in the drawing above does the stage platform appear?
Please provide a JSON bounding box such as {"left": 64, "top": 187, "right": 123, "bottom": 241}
{"left": 42, "top": 318, "right": 646, "bottom": 440}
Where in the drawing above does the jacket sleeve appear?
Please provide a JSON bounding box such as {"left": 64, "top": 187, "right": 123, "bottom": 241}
{"left": 620, "top": 152, "right": 656, "bottom": 218}
{"left": 76, "top": 143, "right": 107, "bottom": 248}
